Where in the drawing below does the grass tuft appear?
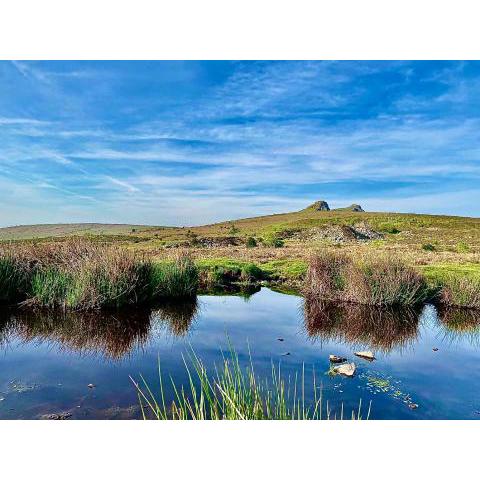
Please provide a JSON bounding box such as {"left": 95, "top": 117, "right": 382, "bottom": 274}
{"left": 131, "top": 345, "right": 370, "bottom": 420}
{"left": 304, "top": 251, "right": 428, "bottom": 306}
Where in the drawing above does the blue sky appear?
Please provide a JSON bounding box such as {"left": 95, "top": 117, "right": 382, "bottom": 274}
{"left": 1, "top": 60, "right": 479, "bottom": 227}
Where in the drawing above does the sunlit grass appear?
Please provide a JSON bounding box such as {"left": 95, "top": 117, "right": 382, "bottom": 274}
{"left": 131, "top": 346, "right": 371, "bottom": 420}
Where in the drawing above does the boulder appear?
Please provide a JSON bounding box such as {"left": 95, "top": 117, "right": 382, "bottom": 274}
{"left": 348, "top": 204, "right": 364, "bottom": 212}
{"left": 329, "top": 354, "right": 347, "bottom": 363}
{"left": 333, "top": 363, "right": 356, "bottom": 377}
{"left": 354, "top": 351, "right": 375, "bottom": 361}
{"left": 309, "top": 200, "right": 330, "bottom": 211}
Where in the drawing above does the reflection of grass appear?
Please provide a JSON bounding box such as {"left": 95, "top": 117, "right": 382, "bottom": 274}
{"left": 131, "top": 346, "right": 371, "bottom": 420}
{"left": 304, "top": 299, "right": 420, "bottom": 353}
{"left": 437, "top": 307, "right": 480, "bottom": 346}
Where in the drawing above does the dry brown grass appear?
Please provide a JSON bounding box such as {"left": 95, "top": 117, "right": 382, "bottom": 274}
{"left": 304, "top": 251, "right": 427, "bottom": 306}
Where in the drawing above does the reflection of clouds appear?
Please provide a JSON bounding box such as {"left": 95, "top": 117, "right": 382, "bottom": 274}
{"left": 303, "top": 299, "right": 421, "bottom": 354}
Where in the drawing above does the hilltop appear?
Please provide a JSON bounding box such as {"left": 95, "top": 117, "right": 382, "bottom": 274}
{"left": 0, "top": 201, "right": 479, "bottom": 270}
{"left": 0, "top": 200, "right": 479, "bottom": 286}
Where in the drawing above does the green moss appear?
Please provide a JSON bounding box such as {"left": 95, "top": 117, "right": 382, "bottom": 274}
{"left": 261, "top": 260, "right": 307, "bottom": 281}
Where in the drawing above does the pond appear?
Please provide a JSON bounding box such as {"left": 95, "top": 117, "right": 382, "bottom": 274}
{"left": 0, "top": 287, "right": 479, "bottom": 419}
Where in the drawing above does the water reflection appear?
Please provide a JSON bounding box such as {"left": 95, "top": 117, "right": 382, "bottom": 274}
{"left": 2, "top": 291, "right": 480, "bottom": 363}
{"left": 151, "top": 299, "right": 199, "bottom": 336}
{"left": 303, "top": 299, "right": 421, "bottom": 353}
{"left": 436, "top": 306, "right": 480, "bottom": 347}
{"left": 0, "top": 299, "right": 200, "bottom": 360}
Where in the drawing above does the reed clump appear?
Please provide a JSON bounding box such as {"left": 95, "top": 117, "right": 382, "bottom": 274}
{"left": 439, "top": 275, "right": 480, "bottom": 309}
{"left": 0, "top": 240, "right": 198, "bottom": 310}
{"left": 304, "top": 251, "right": 428, "bottom": 307}
{"left": 131, "top": 346, "right": 370, "bottom": 420}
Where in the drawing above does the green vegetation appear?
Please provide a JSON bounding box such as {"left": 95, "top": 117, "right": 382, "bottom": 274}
{"left": 131, "top": 346, "right": 370, "bottom": 420}
{"left": 0, "top": 240, "right": 198, "bottom": 310}
{"left": 304, "top": 251, "right": 428, "bottom": 306}
{"left": 261, "top": 259, "right": 307, "bottom": 281}
{"left": 456, "top": 242, "right": 470, "bottom": 253}
{"left": 246, "top": 236, "right": 257, "bottom": 248}
{"left": 422, "top": 243, "right": 436, "bottom": 252}
{"left": 149, "top": 256, "right": 198, "bottom": 299}
{"left": 0, "top": 256, "right": 28, "bottom": 303}
{"left": 1, "top": 201, "right": 479, "bottom": 308}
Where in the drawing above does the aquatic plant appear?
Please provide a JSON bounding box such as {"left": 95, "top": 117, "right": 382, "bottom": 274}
{"left": 304, "top": 251, "right": 428, "bottom": 307}
{"left": 131, "top": 346, "right": 371, "bottom": 420}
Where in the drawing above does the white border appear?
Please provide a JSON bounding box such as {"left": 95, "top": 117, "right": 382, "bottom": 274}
{"left": 0, "top": 0, "right": 479, "bottom": 59}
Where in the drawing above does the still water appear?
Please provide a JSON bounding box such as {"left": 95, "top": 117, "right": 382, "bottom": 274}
{"left": 0, "top": 288, "right": 479, "bottom": 419}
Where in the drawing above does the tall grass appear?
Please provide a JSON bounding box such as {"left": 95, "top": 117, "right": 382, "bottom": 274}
{"left": 131, "top": 347, "right": 370, "bottom": 420}
{"left": 0, "top": 255, "right": 29, "bottom": 303}
{"left": 0, "top": 240, "right": 198, "bottom": 310}
{"left": 304, "top": 251, "right": 428, "bottom": 306}
{"left": 439, "top": 275, "right": 480, "bottom": 309}
{"left": 149, "top": 253, "right": 198, "bottom": 299}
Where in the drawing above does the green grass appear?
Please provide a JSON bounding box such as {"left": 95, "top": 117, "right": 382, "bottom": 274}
{"left": 131, "top": 345, "right": 371, "bottom": 420}
{"left": 0, "top": 256, "right": 28, "bottom": 303}
{"left": 420, "top": 264, "right": 480, "bottom": 308}
{"left": 150, "top": 256, "right": 198, "bottom": 299}
{"left": 261, "top": 259, "right": 307, "bottom": 281}
{"left": 0, "top": 241, "right": 199, "bottom": 310}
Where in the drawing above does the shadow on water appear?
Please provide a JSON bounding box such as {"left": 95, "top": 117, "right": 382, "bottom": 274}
{"left": 436, "top": 306, "right": 480, "bottom": 347}
{"left": 0, "top": 299, "right": 200, "bottom": 360}
{"left": 303, "top": 299, "right": 422, "bottom": 353}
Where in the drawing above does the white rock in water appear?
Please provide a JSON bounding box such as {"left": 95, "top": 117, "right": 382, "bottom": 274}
{"left": 329, "top": 355, "right": 347, "bottom": 363}
{"left": 354, "top": 351, "right": 375, "bottom": 361}
{"left": 333, "top": 363, "right": 356, "bottom": 377}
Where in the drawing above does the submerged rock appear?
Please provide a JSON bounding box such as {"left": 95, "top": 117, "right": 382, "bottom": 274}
{"left": 329, "top": 355, "right": 347, "bottom": 363}
{"left": 355, "top": 351, "right": 376, "bottom": 361}
{"left": 40, "top": 412, "right": 72, "bottom": 420}
{"left": 333, "top": 363, "right": 356, "bottom": 377}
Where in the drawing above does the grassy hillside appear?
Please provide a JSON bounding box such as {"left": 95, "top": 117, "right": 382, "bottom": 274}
{"left": 1, "top": 204, "right": 479, "bottom": 283}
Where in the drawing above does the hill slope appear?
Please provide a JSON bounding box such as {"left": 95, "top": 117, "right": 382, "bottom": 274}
{"left": 1, "top": 202, "right": 479, "bottom": 268}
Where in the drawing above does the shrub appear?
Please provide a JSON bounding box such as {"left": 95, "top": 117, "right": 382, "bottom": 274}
{"left": 422, "top": 243, "right": 436, "bottom": 252}
{"left": 246, "top": 237, "right": 257, "bottom": 248}
{"left": 0, "top": 240, "right": 198, "bottom": 310}
{"left": 263, "top": 233, "right": 284, "bottom": 248}
{"left": 378, "top": 222, "right": 401, "bottom": 234}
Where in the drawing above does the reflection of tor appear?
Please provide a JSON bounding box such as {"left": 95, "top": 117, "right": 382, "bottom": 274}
{"left": 303, "top": 299, "right": 421, "bottom": 353}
